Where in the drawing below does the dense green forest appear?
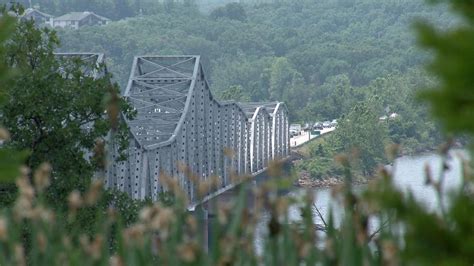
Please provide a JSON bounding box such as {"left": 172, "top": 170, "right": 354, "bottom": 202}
{"left": 54, "top": 1, "right": 453, "bottom": 99}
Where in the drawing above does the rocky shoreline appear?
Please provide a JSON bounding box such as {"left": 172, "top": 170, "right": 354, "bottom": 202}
{"left": 291, "top": 142, "right": 466, "bottom": 189}
{"left": 295, "top": 170, "right": 369, "bottom": 188}
{"left": 296, "top": 172, "right": 342, "bottom": 188}
{"left": 296, "top": 179, "right": 343, "bottom": 188}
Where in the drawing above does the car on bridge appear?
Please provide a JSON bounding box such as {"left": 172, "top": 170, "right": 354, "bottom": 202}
{"left": 302, "top": 123, "right": 311, "bottom": 131}
{"left": 290, "top": 124, "right": 302, "bottom": 136}
{"left": 313, "top": 122, "right": 323, "bottom": 130}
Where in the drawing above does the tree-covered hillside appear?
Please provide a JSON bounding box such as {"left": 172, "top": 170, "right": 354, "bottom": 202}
{"left": 56, "top": 1, "right": 453, "bottom": 121}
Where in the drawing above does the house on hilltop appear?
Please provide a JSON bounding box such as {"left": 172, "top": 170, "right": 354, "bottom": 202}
{"left": 52, "top": 11, "right": 110, "bottom": 29}
{"left": 20, "top": 8, "right": 54, "bottom": 26}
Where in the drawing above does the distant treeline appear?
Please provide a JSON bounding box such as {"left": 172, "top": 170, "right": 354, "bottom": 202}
{"left": 3, "top": 0, "right": 250, "bottom": 18}
{"left": 3, "top": 0, "right": 197, "bottom": 19}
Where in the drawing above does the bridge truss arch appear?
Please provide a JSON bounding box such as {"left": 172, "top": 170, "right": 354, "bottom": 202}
{"left": 105, "top": 55, "right": 289, "bottom": 206}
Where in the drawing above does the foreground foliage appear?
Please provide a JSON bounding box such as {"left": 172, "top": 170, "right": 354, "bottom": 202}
{"left": 1, "top": 145, "right": 473, "bottom": 265}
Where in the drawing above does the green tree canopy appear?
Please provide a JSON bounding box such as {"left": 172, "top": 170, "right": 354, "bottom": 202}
{"left": 219, "top": 85, "right": 250, "bottom": 102}
{"left": 210, "top": 2, "right": 246, "bottom": 21}
{"left": 0, "top": 18, "right": 131, "bottom": 204}
{"left": 332, "top": 97, "right": 388, "bottom": 175}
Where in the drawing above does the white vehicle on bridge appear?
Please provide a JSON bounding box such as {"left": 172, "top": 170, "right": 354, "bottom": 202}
{"left": 313, "top": 122, "right": 323, "bottom": 130}
{"left": 322, "top": 121, "right": 331, "bottom": 128}
{"left": 302, "top": 123, "right": 311, "bottom": 131}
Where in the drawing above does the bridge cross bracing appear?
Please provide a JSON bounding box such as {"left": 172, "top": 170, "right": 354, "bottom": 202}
{"left": 60, "top": 54, "right": 290, "bottom": 207}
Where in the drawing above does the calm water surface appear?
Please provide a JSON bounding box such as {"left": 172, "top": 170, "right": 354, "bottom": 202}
{"left": 254, "top": 150, "right": 465, "bottom": 251}
{"left": 294, "top": 150, "right": 464, "bottom": 221}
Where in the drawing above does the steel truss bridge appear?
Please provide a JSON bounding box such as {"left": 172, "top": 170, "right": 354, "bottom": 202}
{"left": 60, "top": 53, "right": 290, "bottom": 208}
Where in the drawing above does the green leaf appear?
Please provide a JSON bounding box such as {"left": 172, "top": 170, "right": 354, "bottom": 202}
{"left": 0, "top": 148, "right": 29, "bottom": 183}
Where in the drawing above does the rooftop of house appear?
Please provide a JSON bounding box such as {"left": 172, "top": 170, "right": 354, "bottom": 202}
{"left": 23, "top": 8, "right": 53, "bottom": 18}
{"left": 54, "top": 11, "right": 110, "bottom": 22}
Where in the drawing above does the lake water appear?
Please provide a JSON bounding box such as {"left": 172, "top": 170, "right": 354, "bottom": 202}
{"left": 254, "top": 150, "right": 466, "bottom": 251}
{"left": 291, "top": 150, "right": 465, "bottom": 222}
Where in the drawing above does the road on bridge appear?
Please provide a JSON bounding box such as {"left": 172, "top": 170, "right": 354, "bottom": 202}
{"left": 290, "top": 127, "right": 336, "bottom": 148}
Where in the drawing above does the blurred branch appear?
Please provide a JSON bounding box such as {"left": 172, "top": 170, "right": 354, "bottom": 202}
{"left": 368, "top": 218, "right": 390, "bottom": 241}
{"left": 312, "top": 203, "right": 327, "bottom": 228}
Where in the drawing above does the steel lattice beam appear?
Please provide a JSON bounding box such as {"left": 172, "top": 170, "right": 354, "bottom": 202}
{"left": 105, "top": 55, "right": 290, "bottom": 207}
